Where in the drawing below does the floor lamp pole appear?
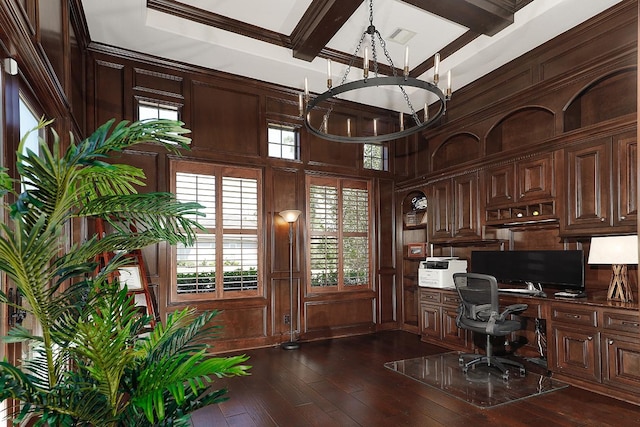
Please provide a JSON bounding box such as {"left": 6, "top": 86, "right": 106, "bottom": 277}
{"left": 280, "top": 210, "right": 301, "bottom": 350}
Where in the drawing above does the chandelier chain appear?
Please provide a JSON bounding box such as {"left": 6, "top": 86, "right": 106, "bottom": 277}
{"left": 303, "top": 0, "right": 447, "bottom": 142}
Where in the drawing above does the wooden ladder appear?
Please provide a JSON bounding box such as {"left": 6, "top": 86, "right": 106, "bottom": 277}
{"left": 95, "top": 218, "right": 158, "bottom": 328}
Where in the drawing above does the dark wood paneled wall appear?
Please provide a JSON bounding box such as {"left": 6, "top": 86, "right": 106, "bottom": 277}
{"left": 84, "top": 42, "right": 401, "bottom": 351}
{"left": 396, "top": 0, "right": 638, "bottom": 331}
{"left": 2, "top": 0, "right": 638, "bottom": 353}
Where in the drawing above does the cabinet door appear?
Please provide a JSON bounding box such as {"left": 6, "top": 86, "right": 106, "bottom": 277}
{"left": 485, "top": 164, "right": 515, "bottom": 207}
{"left": 552, "top": 325, "right": 601, "bottom": 382}
{"left": 453, "top": 173, "right": 481, "bottom": 239}
{"left": 517, "top": 154, "right": 554, "bottom": 202}
{"left": 613, "top": 133, "right": 637, "bottom": 229}
{"left": 602, "top": 333, "right": 640, "bottom": 394}
{"left": 442, "top": 305, "right": 467, "bottom": 349}
{"left": 430, "top": 180, "right": 452, "bottom": 241}
{"left": 420, "top": 303, "right": 441, "bottom": 341}
{"left": 564, "top": 139, "right": 611, "bottom": 231}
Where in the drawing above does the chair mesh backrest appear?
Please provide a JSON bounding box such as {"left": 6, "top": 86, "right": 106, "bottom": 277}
{"left": 453, "top": 273, "right": 498, "bottom": 321}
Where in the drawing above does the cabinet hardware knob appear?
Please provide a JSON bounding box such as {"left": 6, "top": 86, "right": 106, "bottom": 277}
{"left": 600, "top": 217, "right": 606, "bottom": 222}
{"left": 608, "top": 339, "right": 614, "bottom": 345}
{"left": 587, "top": 336, "right": 593, "bottom": 341}
{"left": 520, "top": 194, "right": 525, "bottom": 198}
{"left": 620, "top": 216, "right": 626, "bottom": 220}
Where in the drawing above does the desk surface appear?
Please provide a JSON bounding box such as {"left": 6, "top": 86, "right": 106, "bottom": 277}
{"left": 499, "top": 290, "right": 639, "bottom": 311}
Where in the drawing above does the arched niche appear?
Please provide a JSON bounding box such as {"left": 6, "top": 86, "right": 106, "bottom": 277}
{"left": 485, "top": 107, "right": 555, "bottom": 155}
{"left": 432, "top": 132, "right": 480, "bottom": 171}
{"left": 564, "top": 67, "right": 637, "bottom": 132}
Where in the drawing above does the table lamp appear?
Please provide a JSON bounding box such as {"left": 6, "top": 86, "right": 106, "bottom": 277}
{"left": 588, "top": 235, "right": 638, "bottom": 302}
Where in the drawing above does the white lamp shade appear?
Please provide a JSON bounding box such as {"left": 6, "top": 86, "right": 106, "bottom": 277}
{"left": 588, "top": 235, "right": 638, "bottom": 265}
{"left": 279, "top": 209, "right": 301, "bottom": 223}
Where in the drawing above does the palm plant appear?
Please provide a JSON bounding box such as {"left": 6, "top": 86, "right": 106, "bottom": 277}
{"left": 0, "top": 118, "right": 250, "bottom": 426}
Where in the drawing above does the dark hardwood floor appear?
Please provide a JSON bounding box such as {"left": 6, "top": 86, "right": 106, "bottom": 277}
{"left": 191, "top": 331, "right": 640, "bottom": 426}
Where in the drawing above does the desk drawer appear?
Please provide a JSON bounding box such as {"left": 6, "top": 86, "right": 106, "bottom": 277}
{"left": 603, "top": 310, "right": 640, "bottom": 334}
{"left": 552, "top": 305, "right": 598, "bottom": 327}
{"left": 420, "top": 289, "right": 441, "bottom": 304}
{"left": 442, "top": 292, "right": 461, "bottom": 307}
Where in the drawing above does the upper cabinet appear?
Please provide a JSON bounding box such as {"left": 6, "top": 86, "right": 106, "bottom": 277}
{"left": 560, "top": 130, "right": 636, "bottom": 235}
{"left": 484, "top": 153, "right": 556, "bottom": 226}
{"left": 429, "top": 172, "right": 481, "bottom": 243}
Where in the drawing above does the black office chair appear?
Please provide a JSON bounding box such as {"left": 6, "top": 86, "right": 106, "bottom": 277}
{"left": 453, "top": 272, "right": 529, "bottom": 380}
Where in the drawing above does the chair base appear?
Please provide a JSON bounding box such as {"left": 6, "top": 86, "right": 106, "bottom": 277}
{"left": 458, "top": 353, "right": 526, "bottom": 381}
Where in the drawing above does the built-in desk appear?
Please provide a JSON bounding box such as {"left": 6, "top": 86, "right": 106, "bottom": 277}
{"left": 418, "top": 287, "right": 640, "bottom": 406}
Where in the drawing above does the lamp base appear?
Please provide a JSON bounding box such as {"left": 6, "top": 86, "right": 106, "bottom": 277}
{"left": 607, "top": 264, "right": 634, "bottom": 302}
{"left": 281, "top": 341, "right": 300, "bottom": 350}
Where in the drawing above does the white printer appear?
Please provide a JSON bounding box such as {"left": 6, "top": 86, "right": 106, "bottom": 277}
{"left": 418, "top": 257, "right": 468, "bottom": 288}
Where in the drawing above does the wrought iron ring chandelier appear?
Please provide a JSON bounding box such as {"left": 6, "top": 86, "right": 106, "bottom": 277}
{"left": 302, "top": 0, "right": 451, "bottom": 143}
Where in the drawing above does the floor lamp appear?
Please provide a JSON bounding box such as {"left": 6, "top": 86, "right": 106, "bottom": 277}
{"left": 588, "top": 235, "right": 638, "bottom": 302}
{"left": 279, "top": 209, "right": 301, "bottom": 350}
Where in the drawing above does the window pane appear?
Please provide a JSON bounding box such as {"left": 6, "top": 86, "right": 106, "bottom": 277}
{"left": 363, "top": 143, "right": 388, "bottom": 171}
{"left": 310, "top": 184, "right": 338, "bottom": 232}
{"left": 343, "top": 188, "right": 368, "bottom": 233}
{"left": 222, "top": 234, "right": 258, "bottom": 292}
{"left": 138, "top": 101, "right": 179, "bottom": 121}
{"left": 268, "top": 124, "right": 298, "bottom": 160}
{"left": 222, "top": 177, "right": 258, "bottom": 229}
{"left": 310, "top": 236, "right": 338, "bottom": 287}
{"left": 176, "top": 234, "right": 216, "bottom": 294}
{"left": 343, "top": 236, "right": 369, "bottom": 287}
{"left": 176, "top": 172, "right": 216, "bottom": 228}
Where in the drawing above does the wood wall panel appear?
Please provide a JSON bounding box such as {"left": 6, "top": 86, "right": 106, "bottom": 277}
{"left": 118, "top": 150, "right": 161, "bottom": 280}
{"left": 69, "top": 22, "right": 85, "bottom": 135}
{"left": 271, "top": 168, "right": 301, "bottom": 274}
{"left": 540, "top": 16, "right": 637, "bottom": 81}
{"left": 190, "top": 81, "right": 260, "bottom": 156}
{"left": 212, "top": 307, "right": 268, "bottom": 340}
{"left": 307, "top": 133, "right": 360, "bottom": 168}
{"left": 377, "top": 179, "right": 395, "bottom": 269}
{"left": 305, "top": 298, "right": 374, "bottom": 332}
{"left": 38, "top": 0, "right": 64, "bottom": 91}
{"left": 377, "top": 272, "right": 396, "bottom": 326}
{"left": 272, "top": 277, "right": 299, "bottom": 336}
{"left": 94, "top": 60, "right": 125, "bottom": 125}
{"left": 133, "top": 68, "right": 183, "bottom": 99}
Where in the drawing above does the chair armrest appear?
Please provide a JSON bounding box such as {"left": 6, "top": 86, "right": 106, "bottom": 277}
{"left": 498, "top": 303, "right": 528, "bottom": 320}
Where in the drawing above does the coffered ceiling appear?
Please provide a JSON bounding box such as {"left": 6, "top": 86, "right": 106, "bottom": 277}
{"left": 82, "top": 0, "right": 623, "bottom": 111}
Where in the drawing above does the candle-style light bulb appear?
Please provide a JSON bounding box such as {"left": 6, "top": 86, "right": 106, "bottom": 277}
{"left": 424, "top": 103, "right": 428, "bottom": 121}
{"left": 363, "top": 48, "right": 369, "bottom": 79}
{"left": 327, "top": 59, "right": 332, "bottom": 89}
{"left": 433, "top": 53, "right": 440, "bottom": 85}
{"left": 299, "top": 93, "right": 304, "bottom": 117}
{"left": 304, "top": 77, "right": 309, "bottom": 102}
{"left": 399, "top": 112, "right": 404, "bottom": 131}
{"left": 404, "top": 46, "right": 409, "bottom": 78}
{"left": 347, "top": 118, "right": 351, "bottom": 137}
{"left": 446, "top": 70, "right": 452, "bottom": 99}
{"left": 373, "top": 118, "right": 377, "bottom": 136}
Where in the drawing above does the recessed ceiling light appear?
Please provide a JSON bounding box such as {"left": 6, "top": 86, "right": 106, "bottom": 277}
{"left": 388, "top": 28, "right": 416, "bottom": 44}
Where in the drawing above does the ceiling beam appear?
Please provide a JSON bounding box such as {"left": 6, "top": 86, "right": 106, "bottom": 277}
{"left": 291, "top": 0, "right": 363, "bottom": 62}
{"left": 400, "top": 0, "right": 521, "bottom": 36}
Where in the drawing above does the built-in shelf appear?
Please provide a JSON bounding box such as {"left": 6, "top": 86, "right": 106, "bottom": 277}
{"left": 486, "top": 201, "right": 556, "bottom": 227}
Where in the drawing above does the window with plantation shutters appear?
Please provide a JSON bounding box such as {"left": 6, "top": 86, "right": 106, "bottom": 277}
{"left": 171, "top": 160, "right": 262, "bottom": 301}
{"left": 307, "top": 176, "right": 372, "bottom": 292}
